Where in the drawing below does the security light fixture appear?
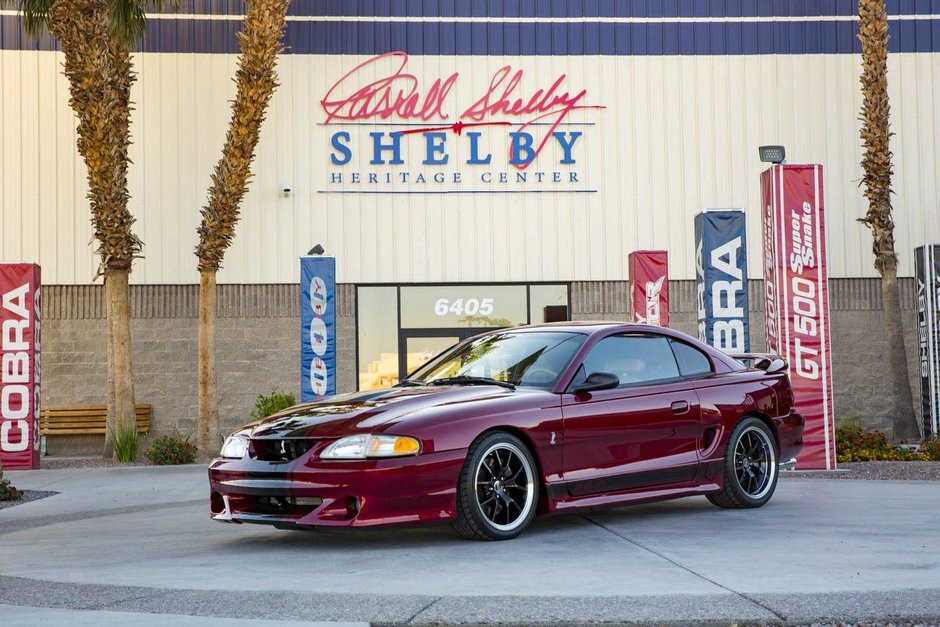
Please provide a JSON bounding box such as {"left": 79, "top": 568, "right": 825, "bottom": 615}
{"left": 759, "top": 145, "right": 786, "bottom": 164}
{"left": 307, "top": 244, "right": 325, "bottom": 256}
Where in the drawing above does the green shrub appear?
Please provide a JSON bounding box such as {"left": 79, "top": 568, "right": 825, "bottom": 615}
{"left": 922, "top": 438, "right": 940, "bottom": 462}
{"left": 835, "top": 422, "right": 934, "bottom": 462}
{"left": 836, "top": 413, "right": 865, "bottom": 437}
{"left": 250, "top": 389, "right": 297, "bottom": 421}
{"left": 110, "top": 420, "right": 140, "bottom": 463}
{"left": 0, "top": 478, "right": 23, "bottom": 501}
{"left": 146, "top": 434, "right": 198, "bottom": 465}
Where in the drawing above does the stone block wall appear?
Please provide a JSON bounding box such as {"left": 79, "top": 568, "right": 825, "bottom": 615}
{"left": 39, "top": 278, "right": 920, "bottom": 455}
{"left": 41, "top": 284, "right": 356, "bottom": 454}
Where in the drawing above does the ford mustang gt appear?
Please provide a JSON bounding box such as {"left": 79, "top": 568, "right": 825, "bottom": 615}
{"left": 209, "top": 323, "right": 803, "bottom": 540}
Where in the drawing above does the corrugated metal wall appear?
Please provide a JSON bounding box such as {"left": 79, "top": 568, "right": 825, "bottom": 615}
{"left": 1, "top": 5, "right": 939, "bottom": 285}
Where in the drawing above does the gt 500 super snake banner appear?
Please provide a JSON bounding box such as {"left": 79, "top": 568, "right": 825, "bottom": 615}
{"left": 761, "top": 165, "right": 835, "bottom": 470}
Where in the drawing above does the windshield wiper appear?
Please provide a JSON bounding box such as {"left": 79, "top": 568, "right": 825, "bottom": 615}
{"left": 430, "top": 376, "right": 515, "bottom": 390}
{"left": 396, "top": 379, "right": 428, "bottom": 387}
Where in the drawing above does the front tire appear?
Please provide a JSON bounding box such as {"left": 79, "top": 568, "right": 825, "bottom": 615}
{"left": 454, "top": 432, "right": 539, "bottom": 541}
{"left": 707, "top": 417, "right": 779, "bottom": 509}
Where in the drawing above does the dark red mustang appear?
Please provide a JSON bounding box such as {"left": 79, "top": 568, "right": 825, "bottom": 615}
{"left": 209, "top": 323, "right": 803, "bottom": 540}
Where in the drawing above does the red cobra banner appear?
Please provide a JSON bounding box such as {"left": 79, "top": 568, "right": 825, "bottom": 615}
{"left": 1, "top": 263, "right": 41, "bottom": 470}
{"left": 629, "top": 250, "right": 669, "bottom": 327}
{"left": 760, "top": 165, "right": 835, "bottom": 469}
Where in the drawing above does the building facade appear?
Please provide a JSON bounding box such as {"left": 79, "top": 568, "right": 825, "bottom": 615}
{"left": 2, "top": 2, "right": 939, "bottom": 452}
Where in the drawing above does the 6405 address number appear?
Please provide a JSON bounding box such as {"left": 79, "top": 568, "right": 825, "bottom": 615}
{"left": 434, "top": 298, "right": 494, "bottom": 317}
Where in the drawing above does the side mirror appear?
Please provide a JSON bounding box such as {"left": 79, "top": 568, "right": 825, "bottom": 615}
{"left": 572, "top": 371, "right": 619, "bottom": 394}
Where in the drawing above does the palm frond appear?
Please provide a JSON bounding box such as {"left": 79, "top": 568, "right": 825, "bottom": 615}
{"left": 17, "top": 0, "right": 56, "bottom": 35}
{"left": 17, "top": 0, "right": 165, "bottom": 45}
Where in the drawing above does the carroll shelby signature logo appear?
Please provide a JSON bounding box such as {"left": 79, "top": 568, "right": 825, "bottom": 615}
{"left": 320, "top": 51, "right": 603, "bottom": 168}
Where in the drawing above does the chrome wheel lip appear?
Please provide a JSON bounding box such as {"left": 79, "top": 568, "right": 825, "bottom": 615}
{"left": 733, "top": 425, "right": 777, "bottom": 500}
{"left": 473, "top": 442, "right": 535, "bottom": 532}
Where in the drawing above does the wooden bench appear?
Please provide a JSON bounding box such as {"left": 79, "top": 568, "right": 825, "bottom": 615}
{"left": 40, "top": 404, "right": 152, "bottom": 437}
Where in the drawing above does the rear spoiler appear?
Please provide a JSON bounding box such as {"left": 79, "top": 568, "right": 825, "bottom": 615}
{"left": 727, "top": 353, "right": 788, "bottom": 374}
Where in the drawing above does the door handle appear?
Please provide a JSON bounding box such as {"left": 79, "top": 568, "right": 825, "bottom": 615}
{"left": 671, "top": 400, "right": 690, "bottom": 415}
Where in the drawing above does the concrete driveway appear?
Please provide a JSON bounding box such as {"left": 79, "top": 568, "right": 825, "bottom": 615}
{"left": 1, "top": 465, "right": 938, "bottom": 625}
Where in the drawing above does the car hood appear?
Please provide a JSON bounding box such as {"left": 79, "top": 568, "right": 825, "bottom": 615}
{"left": 245, "top": 385, "right": 513, "bottom": 439}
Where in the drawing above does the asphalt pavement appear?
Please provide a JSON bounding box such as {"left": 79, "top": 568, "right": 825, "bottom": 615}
{"left": 1, "top": 465, "right": 938, "bottom": 625}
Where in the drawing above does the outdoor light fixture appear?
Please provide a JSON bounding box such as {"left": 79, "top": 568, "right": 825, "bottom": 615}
{"left": 759, "top": 145, "right": 786, "bottom": 164}
{"left": 307, "top": 244, "right": 325, "bottom": 255}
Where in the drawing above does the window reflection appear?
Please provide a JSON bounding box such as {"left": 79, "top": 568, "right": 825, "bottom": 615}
{"left": 530, "top": 284, "right": 569, "bottom": 323}
{"left": 357, "top": 287, "right": 399, "bottom": 391}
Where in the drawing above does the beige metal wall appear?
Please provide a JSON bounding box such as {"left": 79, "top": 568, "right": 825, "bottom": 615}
{"left": 1, "top": 50, "right": 939, "bottom": 284}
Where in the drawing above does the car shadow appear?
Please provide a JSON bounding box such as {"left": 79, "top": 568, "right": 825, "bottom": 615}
{"left": 219, "top": 495, "right": 720, "bottom": 549}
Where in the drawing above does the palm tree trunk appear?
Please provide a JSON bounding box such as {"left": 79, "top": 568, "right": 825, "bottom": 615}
{"left": 195, "top": 0, "right": 290, "bottom": 456}
{"left": 198, "top": 269, "right": 219, "bottom": 453}
{"left": 880, "top": 262, "right": 919, "bottom": 439}
{"left": 48, "top": 0, "right": 142, "bottom": 457}
{"left": 858, "top": 0, "right": 920, "bottom": 440}
{"left": 103, "top": 267, "right": 136, "bottom": 456}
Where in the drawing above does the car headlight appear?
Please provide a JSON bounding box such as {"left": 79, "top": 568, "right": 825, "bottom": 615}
{"left": 220, "top": 433, "right": 249, "bottom": 459}
{"left": 320, "top": 434, "right": 421, "bottom": 460}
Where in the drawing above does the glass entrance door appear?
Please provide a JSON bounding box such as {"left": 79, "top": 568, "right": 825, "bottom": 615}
{"left": 357, "top": 283, "right": 570, "bottom": 391}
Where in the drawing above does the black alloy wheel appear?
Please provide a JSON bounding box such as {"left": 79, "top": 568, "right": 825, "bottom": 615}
{"left": 707, "top": 416, "right": 779, "bottom": 509}
{"left": 454, "top": 432, "right": 538, "bottom": 540}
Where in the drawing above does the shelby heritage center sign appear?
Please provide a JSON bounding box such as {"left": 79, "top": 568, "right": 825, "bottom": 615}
{"left": 761, "top": 165, "right": 835, "bottom": 470}
{"left": 321, "top": 52, "right": 604, "bottom": 194}
{"left": 0, "top": 263, "right": 41, "bottom": 470}
{"left": 915, "top": 244, "right": 940, "bottom": 437}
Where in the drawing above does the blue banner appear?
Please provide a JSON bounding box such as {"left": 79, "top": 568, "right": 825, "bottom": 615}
{"left": 300, "top": 256, "right": 336, "bottom": 402}
{"left": 694, "top": 211, "right": 749, "bottom": 352}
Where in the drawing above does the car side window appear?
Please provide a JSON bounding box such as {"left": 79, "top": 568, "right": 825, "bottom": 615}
{"left": 577, "top": 334, "right": 681, "bottom": 387}
{"left": 669, "top": 340, "right": 713, "bottom": 378}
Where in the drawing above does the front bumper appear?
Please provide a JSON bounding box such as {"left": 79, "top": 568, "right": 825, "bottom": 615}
{"left": 208, "top": 448, "right": 466, "bottom": 529}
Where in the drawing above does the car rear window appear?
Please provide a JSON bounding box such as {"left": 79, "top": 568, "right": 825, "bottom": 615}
{"left": 669, "top": 340, "right": 713, "bottom": 378}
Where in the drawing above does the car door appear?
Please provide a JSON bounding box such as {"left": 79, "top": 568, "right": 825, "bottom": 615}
{"left": 560, "top": 332, "right": 703, "bottom": 497}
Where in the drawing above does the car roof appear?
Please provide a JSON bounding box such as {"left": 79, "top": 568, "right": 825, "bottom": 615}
{"left": 509, "top": 321, "right": 667, "bottom": 335}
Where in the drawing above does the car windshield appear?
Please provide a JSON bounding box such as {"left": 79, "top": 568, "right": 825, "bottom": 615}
{"left": 405, "top": 331, "right": 586, "bottom": 389}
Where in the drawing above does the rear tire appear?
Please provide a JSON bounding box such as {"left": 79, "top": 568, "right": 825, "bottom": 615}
{"left": 454, "top": 432, "right": 539, "bottom": 541}
{"left": 707, "top": 417, "right": 779, "bottom": 509}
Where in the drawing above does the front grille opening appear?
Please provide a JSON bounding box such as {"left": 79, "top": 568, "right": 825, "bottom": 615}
{"left": 345, "top": 496, "right": 361, "bottom": 519}
{"left": 250, "top": 438, "right": 317, "bottom": 462}
{"left": 210, "top": 491, "right": 225, "bottom": 514}
{"left": 232, "top": 494, "right": 324, "bottom": 517}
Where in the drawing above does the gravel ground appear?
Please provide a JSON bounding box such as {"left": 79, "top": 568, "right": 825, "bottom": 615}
{"left": 790, "top": 623, "right": 940, "bottom": 627}
{"left": 786, "top": 461, "right": 940, "bottom": 481}
{"left": 0, "top": 490, "right": 58, "bottom": 510}
{"left": 34, "top": 456, "right": 212, "bottom": 470}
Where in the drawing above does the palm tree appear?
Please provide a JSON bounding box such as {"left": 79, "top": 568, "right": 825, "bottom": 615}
{"left": 195, "top": 0, "right": 291, "bottom": 455}
{"left": 18, "top": 0, "right": 146, "bottom": 457}
{"left": 857, "top": 0, "right": 919, "bottom": 440}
